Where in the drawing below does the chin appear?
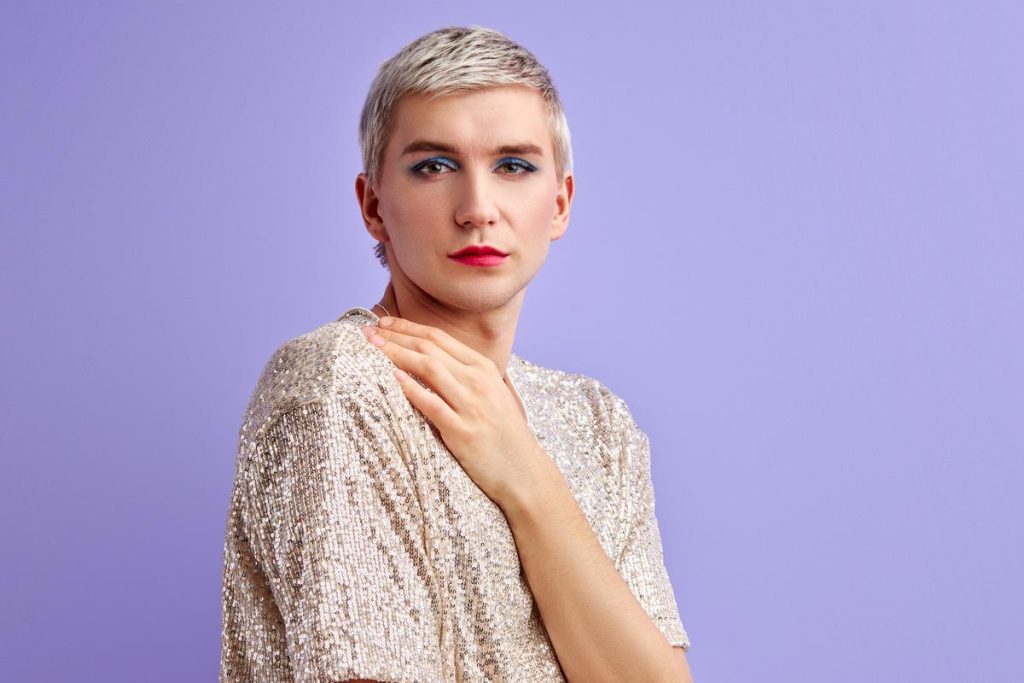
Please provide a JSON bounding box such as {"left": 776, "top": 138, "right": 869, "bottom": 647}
{"left": 441, "top": 286, "right": 523, "bottom": 313}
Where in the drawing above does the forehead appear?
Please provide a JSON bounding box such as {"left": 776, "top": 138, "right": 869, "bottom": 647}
{"left": 387, "top": 86, "right": 552, "bottom": 156}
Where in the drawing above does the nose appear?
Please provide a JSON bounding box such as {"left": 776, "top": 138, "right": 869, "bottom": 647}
{"left": 454, "top": 168, "right": 500, "bottom": 228}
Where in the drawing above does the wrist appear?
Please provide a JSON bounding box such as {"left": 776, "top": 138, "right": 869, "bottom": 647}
{"left": 498, "top": 444, "right": 570, "bottom": 525}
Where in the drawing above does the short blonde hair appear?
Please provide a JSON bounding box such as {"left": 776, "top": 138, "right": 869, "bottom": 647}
{"left": 358, "top": 25, "right": 574, "bottom": 269}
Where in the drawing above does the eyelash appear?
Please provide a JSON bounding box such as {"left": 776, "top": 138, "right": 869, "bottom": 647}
{"left": 410, "top": 157, "right": 538, "bottom": 177}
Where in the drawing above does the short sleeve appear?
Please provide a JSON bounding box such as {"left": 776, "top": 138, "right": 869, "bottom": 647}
{"left": 614, "top": 406, "right": 693, "bottom": 651}
{"left": 239, "top": 395, "right": 444, "bottom": 682}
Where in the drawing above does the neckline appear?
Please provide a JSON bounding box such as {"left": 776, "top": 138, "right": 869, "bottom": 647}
{"left": 343, "top": 306, "right": 534, "bottom": 433}
{"left": 504, "top": 357, "right": 534, "bottom": 433}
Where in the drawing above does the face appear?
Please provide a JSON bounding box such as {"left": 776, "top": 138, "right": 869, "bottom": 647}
{"left": 356, "top": 85, "right": 574, "bottom": 316}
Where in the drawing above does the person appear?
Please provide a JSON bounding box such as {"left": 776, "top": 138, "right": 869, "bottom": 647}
{"left": 220, "top": 25, "right": 693, "bottom": 683}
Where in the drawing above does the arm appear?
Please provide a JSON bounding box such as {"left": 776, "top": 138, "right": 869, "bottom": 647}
{"left": 362, "top": 316, "right": 692, "bottom": 680}
{"left": 244, "top": 397, "right": 445, "bottom": 683}
{"left": 501, "top": 449, "right": 693, "bottom": 683}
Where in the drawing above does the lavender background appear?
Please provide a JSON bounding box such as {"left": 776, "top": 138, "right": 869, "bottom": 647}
{"left": 2, "top": 2, "right": 1021, "bottom": 681}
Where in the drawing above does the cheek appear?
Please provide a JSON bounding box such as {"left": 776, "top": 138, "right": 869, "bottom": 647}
{"left": 381, "top": 184, "right": 440, "bottom": 227}
{"left": 520, "top": 185, "right": 559, "bottom": 227}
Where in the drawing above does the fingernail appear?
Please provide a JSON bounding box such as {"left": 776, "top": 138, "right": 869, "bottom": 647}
{"left": 379, "top": 316, "right": 394, "bottom": 327}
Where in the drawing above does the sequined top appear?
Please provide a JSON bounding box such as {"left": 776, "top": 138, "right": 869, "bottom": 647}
{"left": 220, "top": 306, "right": 691, "bottom": 682}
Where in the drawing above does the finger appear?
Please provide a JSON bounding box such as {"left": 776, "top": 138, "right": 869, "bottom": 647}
{"left": 376, "top": 316, "right": 484, "bottom": 367}
{"left": 369, "top": 326, "right": 477, "bottom": 383}
{"left": 392, "top": 367, "right": 462, "bottom": 436}
{"left": 367, "top": 333, "right": 474, "bottom": 411}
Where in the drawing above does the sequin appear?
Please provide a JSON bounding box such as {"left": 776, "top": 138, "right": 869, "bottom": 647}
{"left": 220, "top": 307, "right": 691, "bottom": 682}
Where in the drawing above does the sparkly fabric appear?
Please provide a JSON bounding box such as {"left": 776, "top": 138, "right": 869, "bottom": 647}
{"left": 220, "top": 306, "right": 691, "bottom": 682}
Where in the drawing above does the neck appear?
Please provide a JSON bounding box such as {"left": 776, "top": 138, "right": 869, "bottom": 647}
{"left": 374, "top": 279, "right": 523, "bottom": 377}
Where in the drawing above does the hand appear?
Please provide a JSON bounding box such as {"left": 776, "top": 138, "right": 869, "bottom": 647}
{"left": 361, "top": 316, "right": 553, "bottom": 510}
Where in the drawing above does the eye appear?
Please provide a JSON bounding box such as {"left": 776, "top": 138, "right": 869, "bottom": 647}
{"left": 496, "top": 157, "right": 538, "bottom": 175}
{"left": 411, "top": 157, "right": 457, "bottom": 176}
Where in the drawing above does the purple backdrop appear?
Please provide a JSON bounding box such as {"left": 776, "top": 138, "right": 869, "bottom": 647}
{"left": 2, "top": 2, "right": 1021, "bottom": 681}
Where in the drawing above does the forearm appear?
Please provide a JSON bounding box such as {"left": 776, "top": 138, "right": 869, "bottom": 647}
{"left": 499, "top": 446, "right": 685, "bottom": 683}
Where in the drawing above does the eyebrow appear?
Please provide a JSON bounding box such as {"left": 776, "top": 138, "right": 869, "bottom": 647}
{"left": 400, "top": 139, "right": 545, "bottom": 157}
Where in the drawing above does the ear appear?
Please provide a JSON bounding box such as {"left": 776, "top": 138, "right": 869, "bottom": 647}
{"left": 550, "top": 172, "right": 574, "bottom": 242}
{"left": 355, "top": 172, "right": 389, "bottom": 244}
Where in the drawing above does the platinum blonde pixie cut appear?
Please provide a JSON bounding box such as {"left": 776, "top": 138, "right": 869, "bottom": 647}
{"left": 358, "top": 25, "right": 574, "bottom": 269}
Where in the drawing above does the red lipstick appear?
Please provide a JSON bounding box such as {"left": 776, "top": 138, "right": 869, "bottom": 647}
{"left": 448, "top": 245, "right": 508, "bottom": 267}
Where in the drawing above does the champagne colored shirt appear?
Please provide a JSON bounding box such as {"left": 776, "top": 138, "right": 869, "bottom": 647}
{"left": 220, "top": 306, "right": 691, "bottom": 682}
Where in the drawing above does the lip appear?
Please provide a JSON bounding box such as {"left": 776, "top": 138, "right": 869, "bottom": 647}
{"left": 449, "top": 253, "right": 508, "bottom": 267}
{"left": 448, "top": 245, "right": 508, "bottom": 268}
{"left": 448, "top": 245, "right": 508, "bottom": 257}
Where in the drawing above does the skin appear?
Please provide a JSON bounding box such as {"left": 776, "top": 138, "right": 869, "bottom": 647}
{"left": 354, "top": 85, "right": 570, "bottom": 380}
{"left": 351, "top": 85, "right": 693, "bottom": 682}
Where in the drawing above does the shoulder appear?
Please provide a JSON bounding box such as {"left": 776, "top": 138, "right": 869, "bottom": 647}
{"left": 236, "top": 307, "right": 393, "bottom": 451}
{"left": 536, "top": 362, "right": 652, "bottom": 484}
{"left": 514, "top": 356, "right": 649, "bottom": 498}
{"left": 513, "top": 355, "right": 637, "bottom": 436}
